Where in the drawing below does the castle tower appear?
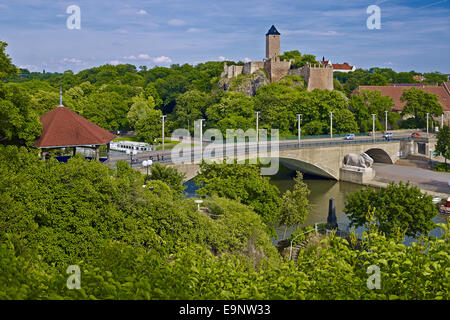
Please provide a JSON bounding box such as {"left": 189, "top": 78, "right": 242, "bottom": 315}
{"left": 265, "top": 25, "right": 280, "bottom": 60}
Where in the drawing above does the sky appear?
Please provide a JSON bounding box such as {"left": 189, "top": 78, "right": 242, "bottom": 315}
{"left": 0, "top": 0, "right": 449, "bottom": 74}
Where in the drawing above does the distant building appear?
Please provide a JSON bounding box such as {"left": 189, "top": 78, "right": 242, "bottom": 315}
{"left": 413, "top": 75, "right": 425, "bottom": 82}
{"left": 222, "top": 25, "right": 334, "bottom": 91}
{"left": 352, "top": 82, "right": 450, "bottom": 125}
{"left": 320, "top": 57, "right": 356, "bottom": 73}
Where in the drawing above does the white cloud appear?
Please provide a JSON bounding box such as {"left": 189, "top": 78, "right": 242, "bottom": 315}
{"left": 109, "top": 60, "right": 121, "bottom": 65}
{"left": 123, "top": 55, "right": 137, "bottom": 60}
{"left": 153, "top": 56, "right": 172, "bottom": 64}
{"left": 18, "top": 64, "right": 40, "bottom": 72}
{"left": 244, "top": 57, "right": 252, "bottom": 62}
{"left": 186, "top": 28, "right": 204, "bottom": 33}
{"left": 137, "top": 9, "right": 148, "bottom": 15}
{"left": 218, "top": 56, "right": 227, "bottom": 61}
{"left": 138, "top": 54, "right": 151, "bottom": 60}
{"left": 60, "top": 57, "right": 83, "bottom": 64}
{"left": 168, "top": 19, "right": 186, "bottom": 26}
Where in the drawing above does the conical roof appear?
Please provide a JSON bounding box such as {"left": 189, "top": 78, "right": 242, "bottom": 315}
{"left": 266, "top": 25, "right": 280, "bottom": 36}
{"left": 34, "top": 106, "right": 116, "bottom": 148}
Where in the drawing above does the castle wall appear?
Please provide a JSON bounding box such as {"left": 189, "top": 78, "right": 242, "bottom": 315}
{"left": 264, "top": 59, "right": 291, "bottom": 83}
{"left": 290, "top": 65, "right": 333, "bottom": 91}
{"left": 222, "top": 65, "right": 243, "bottom": 79}
{"left": 243, "top": 61, "right": 265, "bottom": 75}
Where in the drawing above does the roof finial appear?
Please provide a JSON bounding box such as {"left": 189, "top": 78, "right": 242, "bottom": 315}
{"left": 59, "top": 87, "right": 63, "bottom": 106}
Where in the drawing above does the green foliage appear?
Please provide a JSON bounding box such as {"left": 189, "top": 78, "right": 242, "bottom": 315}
{"left": 0, "top": 41, "right": 18, "bottom": 80}
{"left": 279, "top": 172, "right": 310, "bottom": 238}
{"left": 401, "top": 87, "right": 443, "bottom": 128}
{"left": 344, "top": 182, "right": 438, "bottom": 238}
{"left": 195, "top": 161, "right": 282, "bottom": 227}
{"left": 435, "top": 125, "right": 450, "bottom": 164}
{"left": 134, "top": 108, "right": 163, "bottom": 143}
{"left": 148, "top": 162, "right": 186, "bottom": 193}
{"left": 0, "top": 83, "right": 42, "bottom": 146}
{"left": 279, "top": 50, "right": 318, "bottom": 68}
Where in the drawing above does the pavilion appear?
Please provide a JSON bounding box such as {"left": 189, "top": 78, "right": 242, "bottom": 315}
{"left": 34, "top": 94, "right": 116, "bottom": 161}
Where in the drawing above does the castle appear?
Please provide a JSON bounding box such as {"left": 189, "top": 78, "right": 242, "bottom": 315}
{"left": 221, "top": 25, "right": 334, "bottom": 91}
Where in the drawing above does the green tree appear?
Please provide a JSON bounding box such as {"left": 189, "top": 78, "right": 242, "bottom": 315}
{"left": 435, "top": 125, "right": 450, "bottom": 164}
{"left": 401, "top": 87, "right": 443, "bottom": 128}
{"left": 0, "top": 41, "right": 18, "bottom": 80}
{"left": 135, "top": 108, "right": 163, "bottom": 143}
{"left": 148, "top": 162, "right": 186, "bottom": 193}
{"left": 344, "top": 182, "right": 438, "bottom": 238}
{"left": 195, "top": 161, "right": 282, "bottom": 228}
{"left": 279, "top": 171, "right": 310, "bottom": 239}
{"left": 127, "top": 94, "right": 156, "bottom": 127}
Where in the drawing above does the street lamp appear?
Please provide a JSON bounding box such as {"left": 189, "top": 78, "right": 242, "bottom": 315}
{"left": 297, "top": 114, "right": 302, "bottom": 147}
{"left": 194, "top": 199, "right": 203, "bottom": 211}
{"left": 255, "top": 112, "right": 260, "bottom": 144}
{"left": 330, "top": 111, "right": 333, "bottom": 138}
{"left": 160, "top": 115, "right": 167, "bottom": 151}
{"left": 198, "top": 119, "right": 205, "bottom": 152}
{"left": 142, "top": 159, "right": 153, "bottom": 182}
{"left": 126, "top": 149, "right": 137, "bottom": 167}
{"left": 371, "top": 114, "right": 376, "bottom": 141}
{"left": 385, "top": 111, "right": 388, "bottom": 132}
{"left": 426, "top": 113, "right": 429, "bottom": 136}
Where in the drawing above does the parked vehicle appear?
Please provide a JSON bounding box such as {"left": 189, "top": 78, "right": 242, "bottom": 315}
{"left": 344, "top": 134, "right": 355, "bottom": 140}
{"left": 411, "top": 132, "right": 421, "bottom": 137}
{"left": 383, "top": 132, "right": 393, "bottom": 140}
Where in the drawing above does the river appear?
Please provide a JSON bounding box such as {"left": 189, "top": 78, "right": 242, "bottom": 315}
{"left": 183, "top": 165, "right": 447, "bottom": 244}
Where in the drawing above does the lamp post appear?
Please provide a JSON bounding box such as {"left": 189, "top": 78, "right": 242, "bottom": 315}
{"left": 297, "top": 114, "right": 302, "bottom": 147}
{"left": 161, "top": 115, "right": 167, "bottom": 151}
{"left": 385, "top": 111, "right": 388, "bottom": 132}
{"left": 426, "top": 113, "right": 429, "bottom": 136}
{"left": 330, "top": 111, "right": 333, "bottom": 139}
{"left": 126, "top": 149, "right": 137, "bottom": 167}
{"left": 442, "top": 113, "right": 444, "bottom": 129}
{"left": 255, "top": 112, "right": 260, "bottom": 144}
{"left": 198, "top": 119, "right": 205, "bottom": 152}
{"left": 142, "top": 159, "right": 153, "bottom": 182}
{"left": 372, "top": 114, "right": 376, "bottom": 141}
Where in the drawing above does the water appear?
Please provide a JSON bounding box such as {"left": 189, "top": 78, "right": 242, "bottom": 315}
{"left": 183, "top": 166, "right": 448, "bottom": 244}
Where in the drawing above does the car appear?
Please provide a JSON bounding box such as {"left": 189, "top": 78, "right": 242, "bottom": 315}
{"left": 383, "top": 132, "right": 393, "bottom": 140}
{"left": 411, "top": 132, "right": 421, "bottom": 137}
{"left": 344, "top": 134, "right": 355, "bottom": 140}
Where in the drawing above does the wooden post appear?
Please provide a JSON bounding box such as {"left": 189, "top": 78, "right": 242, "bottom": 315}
{"left": 73, "top": 147, "right": 76, "bottom": 157}
{"left": 106, "top": 142, "right": 111, "bottom": 160}
{"left": 95, "top": 145, "right": 100, "bottom": 161}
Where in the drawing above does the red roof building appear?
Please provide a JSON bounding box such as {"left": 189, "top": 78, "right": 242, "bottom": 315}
{"left": 320, "top": 58, "right": 356, "bottom": 73}
{"left": 34, "top": 105, "right": 116, "bottom": 160}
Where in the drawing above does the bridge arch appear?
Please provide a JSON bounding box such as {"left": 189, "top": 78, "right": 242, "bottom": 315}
{"left": 278, "top": 157, "right": 338, "bottom": 180}
{"left": 364, "top": 148, "right": 394, "bottom": 164}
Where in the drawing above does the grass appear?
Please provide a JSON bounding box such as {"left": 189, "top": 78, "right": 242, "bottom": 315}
{"left": 434, "top": 162, "right": 450, "bottom": 172}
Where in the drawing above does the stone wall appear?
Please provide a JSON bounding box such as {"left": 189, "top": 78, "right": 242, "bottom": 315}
{"left": 243, "top": 61, "right": 265, "bottom": 75}
{"left": 221, "top": 64, "right": 243, "bottom": 79}
{"left": 290, "top": 64, "right": 334, "bottom": 91}
{"left": 264, "top": 58, "right": 291, "bottom": 83}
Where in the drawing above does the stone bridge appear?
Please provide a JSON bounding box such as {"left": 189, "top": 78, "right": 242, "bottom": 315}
{"left": 164, "top": 138, "right": 418, "bottom": 182}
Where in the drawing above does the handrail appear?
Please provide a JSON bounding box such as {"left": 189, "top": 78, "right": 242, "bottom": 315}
{"left": 289, "top": 223, "right": 318, "bottom": 261}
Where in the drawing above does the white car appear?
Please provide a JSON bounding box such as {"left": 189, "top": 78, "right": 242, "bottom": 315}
{"left": 383, "top": 132, "right": 393, "bottom": 139}
{"left": 344, "top": 134, "right": 355, "bottom": 140}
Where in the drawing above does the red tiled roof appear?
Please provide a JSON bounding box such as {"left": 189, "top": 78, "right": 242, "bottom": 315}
{"left": 332, "top": 62, "right": 354, "bottom": 70}
{"left": 353, "top": 84, "right": 450, "bottom": 112}
{"left": 34, "top": 106, "right": 116, "bottom": 148}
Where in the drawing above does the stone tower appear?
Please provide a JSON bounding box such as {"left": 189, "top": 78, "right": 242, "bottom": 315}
{"left": 266, "top": 25, "right": 280, "bottom": 60}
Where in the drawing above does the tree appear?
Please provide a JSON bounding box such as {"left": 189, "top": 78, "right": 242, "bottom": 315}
{"left": 0, "top": 83, "right": 42, "bottom": 146}
{"left": 435, "top": 125, "right": 450, "bottom": 164}
{"left": 0, "top": 41, "right": 18, "bottom": 80}
{"left": 195, "top": 161, "right": 282, "bottom": 228}
{"left": 279, "top": 171, "right": 310, "bottom": 239}
{"left": 148, "top": 162, "right": 186, "bottom": 193}
{"left": 134, "top": 108, "right": 163, "bottom": 143}
{"left": 344, "top": 182, "right": 438, "bottom": 238}
{"left": 333, "top": 109, "right": 359, "bottom": 134}
{"left": 401, "top": 87, "right": 443, "bottom": 128}
{"left": 127, "top": 94, "right": 156, "bottom": 127}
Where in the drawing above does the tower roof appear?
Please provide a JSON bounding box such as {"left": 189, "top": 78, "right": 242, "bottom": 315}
{"left": 34, "top": 106, "right": 116, "bottom": 148}
{"left": 266, "top": 25, "right": 280, "bottom": 36}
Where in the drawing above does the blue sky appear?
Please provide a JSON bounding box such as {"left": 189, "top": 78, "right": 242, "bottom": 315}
{"left": 0, "top": 0, "right": 449, "bottom": 74}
